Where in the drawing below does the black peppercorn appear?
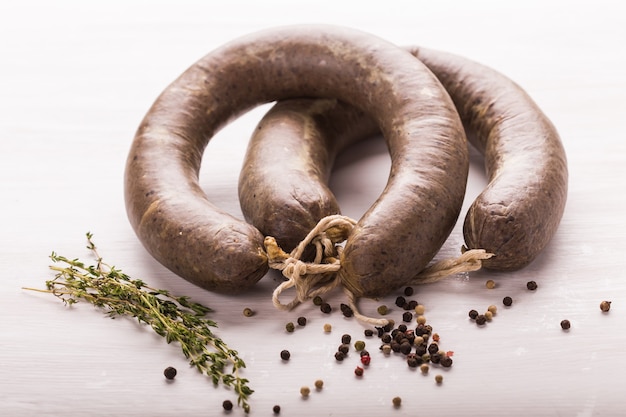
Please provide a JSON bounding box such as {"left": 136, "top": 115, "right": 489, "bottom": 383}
{"left": 415, "top": 344, "right": 427, "bottom": 357}
{"left": 406, "top": 353, "right": 420, "bottom": 367}
{"left": 402, "top": 311, "right": 413, "bottom": 322}
{"left": 397, "top": 324, "right": 408, "bottom": 333}
{"left": 427, "top": 343, "right": 439, "bottom": 355}
{"left": 222, "top": 400, "right": 233, "bottom": 411}
{"left": 475, "top": 314, "right": 487, "bottom": 325}
{"left": 400, "top": 341, "right": 412, "bottom": 355}
{"left": 503, "top": 296, "right": 513, "bottom": 306}
{"left": 334, "top": 351, "right": 345, "bottom": 361}
{"left": 383, "top": 321, "right": 395, "bottom": 333}
{"left": 560, "top": 319, "right": 571, "bottom": 330}
{"left": 526, "top": 280, "right": 538, "bottom": 290}
{"left": 468, "top": 309, "right": 479, "bottom": 319}
{"left": 391, "top": 341, "right": 401, "bottom": 352}
{"left": 320, "top": 302, "right": 332, "bottom": 314}
{"left": 407, "top": 300, "right": 418, "bottom": 310}
{"left": 375, "top": 326, "right": 384, "bottom": 337}
{"left": 163, "top": 366, "right": 177, "bottom": 380}
{"left": 430, "top": 352, "right": 442, "bottom": 364}
{"left": 280, "top": 349, "right": 291, "bottom": 361}
{"left": 341, "top": 334, "right": 352, "bottom": 344}
{"left": 364, "top": 329, "right": 374, "bottom": 337}
{"left": 360, "top": 349, "right": 370, "bottom": 357}
{"left": 381, "top": 334, "right": 392, "bottom": 344}
{"left": 340, "top": 303, "right": 354, "bottom": 317}
{"left": 440, "top": 355, "right": 453, "bottom": 368}
{"left": 297, "top": 316, "right": 307, "bottom": 326}
{"left": 273, "top": 404, "right": 281, "bottom": 414}
{"left": 395, "top": 296, "right": 406, "bottom": 307}
{"left": 404, "top": 286, "right": 414, "bottom": 296}
{"left": 338, "top": 344, "right": 350, "bottom": 355}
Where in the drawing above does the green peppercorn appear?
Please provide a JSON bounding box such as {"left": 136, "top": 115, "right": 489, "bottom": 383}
{"left": 526, "top": 280, "right": 538, "bottom": 290}
{"left": 243, "top": 307, "right": 254, "bottom": 317}
{"left": 222, "top": 400, "right": 233, "bottom": 411}
{"left": 392, "top": 396, "right": 402, "bottom": 408}
{"left": 280, "top": 349, "right": 291, "bottom": 361}
{"left": 285, "top": 322, "right": 295, "bottom": 332}
{"left": 600, "top": 300, "right": 612, "bottom": 312}
{"left": 560, "top": 319, "right": 571, "bottom": 330}
{"left": 312, "top": 295, "right": 323, "bottom": 306}
{"left": 503, "top": 296, "right": 513, "bottom": 306}
{"left": 354, "top": 340, "right": 366, "bottom": 351}
{"left": 163, "top": 366, "right": 177, "bottom": 380}
{"left": 377, "top": 305, "right": 389, "bottom": 315}
{"left": 273, "top": 405, "right": 281, "bottom": 414}
{"left": 297, "top": 316, "right": 307, "bottom": 326}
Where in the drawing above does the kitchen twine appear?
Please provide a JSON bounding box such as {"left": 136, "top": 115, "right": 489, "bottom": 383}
{"left": 265, "top": 214, "right": 494, "bottom": 326}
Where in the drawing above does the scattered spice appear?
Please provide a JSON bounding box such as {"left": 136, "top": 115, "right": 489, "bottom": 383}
{"left": 377, "top": 305, "right": 389, "bottom": 315}
{"left": 243, "top": 307, "right": 254, "bottom": 317}
{"left": 486, "top": 279, "right": 496, "bottom": 289}
{"left": 320, "top": 303, "right": 332, "bottom": 314}
{"left": 273, "top": 405, "right": 281, "bottom": 414}
{"left": 526, "top": 280, "right": 538, "bottom": 290}
{"left": 420, "top": 363, "right": 429, "bottom": 374}
{"left": 163, "top": 366, "right": 177, "bottom": 380}
{"left": 222, "top": 400, "right": 233, "bottom": 411}
{"left": 338, "top": 344, "right": 350, "bottom": 355}
{"left": 360, "top": 355, "right": 371, "bottom": 366}
{"left": 395, "top": 296, "right": 406, "bottom": 308}
{"left": 381, "top": 344, "right": 392, "bottom": 355}
{"left": 300, "top": 386, "right": 311, "bottom": 397}
{"left": 440, "top": 355, "right": 453, "bottom": 368}
{"left": 280, "top": 350, "right": 291, "bottom": 361}
{"left": 334, "top": 351, "right": 345, "bottom": 361}
{"left": 435, "top": 374, "right": 443, "bottom": 384}
{"left": 600, "top": 300, "right": 612, "bottom": 312}
{"left": 341, "top": 334, "right": 352, "bottom": 344}
{"left": 392, "top": 396, "right": 402, "bottom": 408}
{"left": 323, "top": 323, "right": 332, "bottom": 333}
{"left": 354, "top": 340, "right": 366, "bottom": 351}
{"left": 414, "top": 304, "right": 425, "bottom": 315}
{"left": 297, "top": 316, "right": 307, "bottom": 326}
{"left": 402, "top": 311, "right": 413, "bottom": 322}
{"left": 312, "top": 296, "right": 323, "bottom": 306}
{"left": 416, "top": 315, "right": 426, "bottom": 325}
{"left": 406, "top": 354, "right": 420, "bottom": 368}
{"left": 560, "top": 319, "right": 571, "bottom": 330}
{"left": 475, "top": 314, "right": 487, "bottom": 326}
{"left": 484, "top": 310, "right": 493, "bottom": 321}
{"left": 340, "top": 303, "right": 354, "bottom": 317}
{"left": 503, "top": 296, "right": 513, "bottom": 307}
{"left": 404, "top": 286, "right": 414, "bottom": 296}
{"left": 314, "top": 379, "right": 324, "bottom": 390}
{"left": 354, "top": 366, "right": 364, "bottom": 377}
{"left": 285, "top": 322, "right": 295, "bottom": 333}
{"left": 487, "top": 305, "right": 497, "bottom": 315}
{"left": 468, "top": 309, "right": 479, "bottom": 320}
{"left": 364, "top": 329, "right": 374, "bottom": 337}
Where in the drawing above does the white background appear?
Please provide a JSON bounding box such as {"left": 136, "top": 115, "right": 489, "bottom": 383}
{"left": 2, "top": 1, "right": 625, "bottom": 416}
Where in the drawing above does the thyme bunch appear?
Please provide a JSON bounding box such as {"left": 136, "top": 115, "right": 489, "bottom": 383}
{"left": 25, "top": 232, "right": 253, "bottom": 413}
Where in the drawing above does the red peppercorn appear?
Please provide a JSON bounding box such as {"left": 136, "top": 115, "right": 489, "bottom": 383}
{"left": 354, "top": 366, "right": 364, "bottom": 376}
{"left": 360, "top": 355, "right": 371, "bottom": 366}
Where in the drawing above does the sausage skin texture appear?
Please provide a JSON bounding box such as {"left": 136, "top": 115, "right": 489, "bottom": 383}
{"left": 240, "top": 46, "right": 567, "bottom": 273}
{"left": 124, "top": 26, "right": 468, "bottom": 295}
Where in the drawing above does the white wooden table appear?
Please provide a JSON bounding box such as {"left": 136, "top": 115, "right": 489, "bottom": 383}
{"left": 2, "top": 1, "right": 625, "bottom": 415}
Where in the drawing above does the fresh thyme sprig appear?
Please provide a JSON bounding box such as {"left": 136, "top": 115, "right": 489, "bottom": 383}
{"left": 24, "top": 232, "right": 253, "bottom": 413}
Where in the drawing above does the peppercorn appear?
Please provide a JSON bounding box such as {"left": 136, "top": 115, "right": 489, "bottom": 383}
{"left": 222, "top": 400, "right": 233, "bottom": 411}
{"left": 407, "top": 300, "right": 418, "bottom": 310}
{"left": 415, "top": 304, "right": 425, "bottom": 315}
{"left": 503, "top": 296, "right": 513, "bottom": 306}
{"left": 468, "top": 309, "right": 479, "bottom": 320}
{"left": 297, "top": 316, "right": 307, "bottom": 326}
{"left": 354, "top": 340, "right": 366, "bottom": 351}
{"left": 323, "top": 323, "right": 332, "bottom": 333}
{"left": 397, "top": 324, "right": 408, "bottom": 333}
{"left": 360, "top": 355, "right": 371, "bottom": 366}
{"left": 526, "top": 280, "right": 538, "bottom": 290}
{"left": 377, "top": 305, "right": 389, "bottom": 315}
{"left": 475, "top": 314, "right": 487, "bottom": 325}
{"left": 600, "top": 300, "right": 612, "bottom": 312}
{"left": 381, "top": 334, "right": 392, "bottom": 344}
{"left": 300, "top": 386, "right": 310, "bottom": 397}
{"left": 341, "top": 334, "right": 352, "bottom": 344}
{"left": 484, "top": 311, "right": 493, "bottom": 321}
{"left": 273, "top": 405, "right": 281, "bottom": 414}
{"left": 406, "top": 353, "right": 420, "bottom": 367}
{"left": 560, "top": 319, "right": 571, "bottom": 330}
{"left": 430, "top": 352, "right": 442, "bottom": 364}
{"left": 420, "top": 363, "right": 430, "bottom": 374}
{"left": 340, "top": 303, "right": 354, "bottom": 317}
{"left": 337, "top": 344, "right": 349, "bottom": 355}
{"left": 440, "top": 355, "right": 453, "bottom": 368}
{"left": 402, "top": 311, "right": 413, "bottom": 322}
{"left": 435, "top": 374, "right": 443, "bottom": 384}
{"left": 400, "top": 341, "right": 412, "bottom": 355}
{"left": 280, "top": 350, "right": 291, "bottom": 361}
{"left": 487, "top": 305, "right": 497, "bottom": 314}
{"left": 354, "top": 366, "right": 364, "bottom": 376}
{"left": 163, "top": 366, "right": 177, "bottom": 380}
{"left": 381, "top": 344, "right": 392, "bottom": 355}
{"left": 383, "top": 320, "right": 395, "bottom": 332}
{"left": 364, "top": 329, "right": 374, "bottom": 337}
{"left": 432, "top": 333, "right": 440, "bottom": 342}
{"left": 416, "top": 315, "right": 426, "bottom": 325}
{"left": 395, "top": 296, "right": 406, "bottom": 308}
{"left": 392, "top": 396, "right": 402, "bottom": 408}
{"left": 404, "top": 286, "right": 414, "bottom": 296}
{"left": 314, "top": 379, "right": 324, "bottom": 390}
{"left": 390, "top": 341, "right": 401, "bottom": 352}
{"left": 421, "top": 353, "right": 431, "bottom": 362}
{"left": 360, "top": 350, "right": 370, "bottom": 358}
{"left": 427, "top": 343, "right": 439, "bottom": 355}
{"left": 334, "top": 351, "right": 345, "bottom": 361}
{"left": 313, "top": 296, "right": 323, "bottom": 306}
{"left": 243, "top": 307, "right": 254, "bottom": 317}
{"left": 285, "top": 322, "right": 295, "bottom": 333}
{"left": 486, "top": 279, "right": 496, "bottom": 289}
{"left": 320, "top": 302, "right": 332, "bottom": 314}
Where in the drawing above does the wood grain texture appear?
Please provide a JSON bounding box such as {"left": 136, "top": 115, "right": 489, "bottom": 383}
{"left": 2, "top": 1, "right": 625, "bottom": 416}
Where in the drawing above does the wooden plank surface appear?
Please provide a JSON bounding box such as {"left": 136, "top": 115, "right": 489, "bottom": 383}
{"left": 2, "top": 1, "right": 625, "bottom": 415}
